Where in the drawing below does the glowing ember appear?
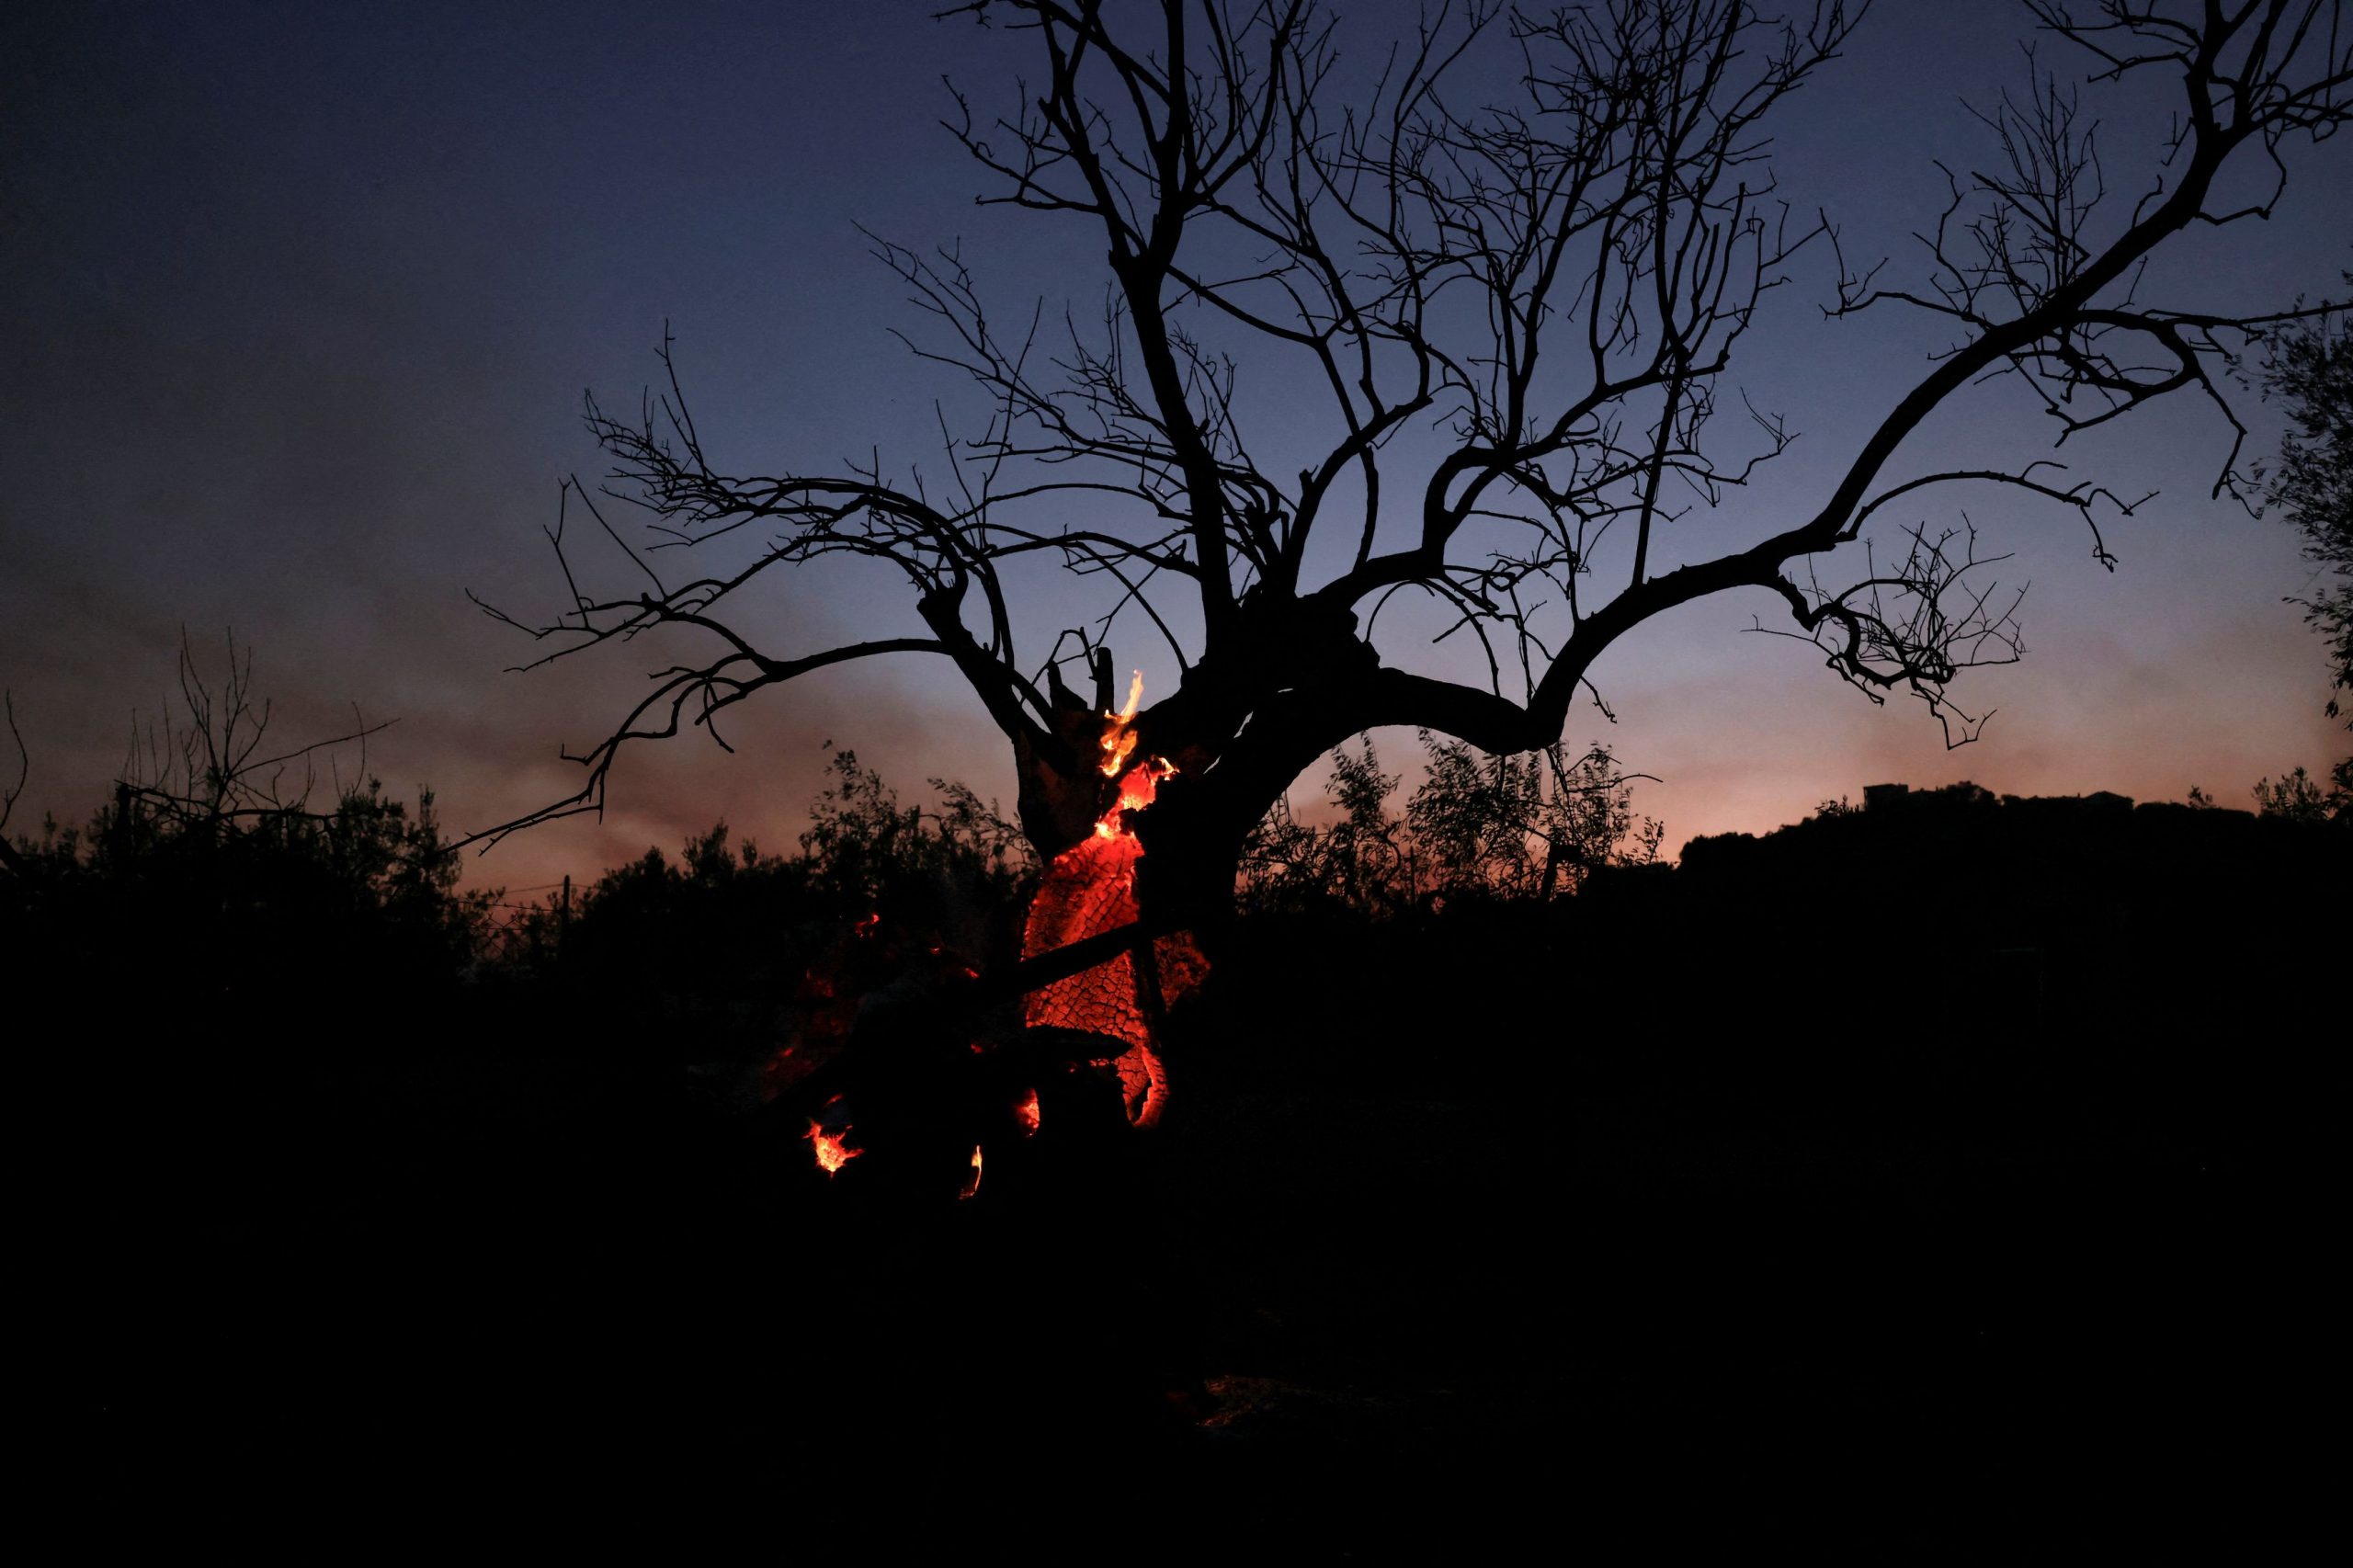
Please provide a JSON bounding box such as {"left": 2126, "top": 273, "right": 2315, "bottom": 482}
{"left": 1021, "top": 676, "right": 1208, "bottom": 1129}
{"left": 805, "top": 1118, "right": 862, "bottom": 1176}
{"left": 959, "top": 1143, "right": 983, "bottom": 1200}
{"left": 1013, "top": 1086, "right": 1040, "bottom": 1136}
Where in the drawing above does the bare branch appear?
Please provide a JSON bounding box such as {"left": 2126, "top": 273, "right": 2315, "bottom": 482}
{"left": 0, "top": 692, "right": 29, "bottom": 877}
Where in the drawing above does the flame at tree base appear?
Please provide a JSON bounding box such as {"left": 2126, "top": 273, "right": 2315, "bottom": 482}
{"left": 805, "top": 1115, "right": 861, "bottom": 1176}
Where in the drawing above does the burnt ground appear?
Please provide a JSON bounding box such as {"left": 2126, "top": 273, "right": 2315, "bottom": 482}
{"left": 56, "top": 793, "right": 2339, "bottom": 1552}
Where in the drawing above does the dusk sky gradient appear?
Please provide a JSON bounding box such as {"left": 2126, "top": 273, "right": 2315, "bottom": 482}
{"left": 5, "top": 0, "right": 2347, "bottom": 896}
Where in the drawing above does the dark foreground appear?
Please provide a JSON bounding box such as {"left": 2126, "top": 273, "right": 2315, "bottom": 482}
{"left": 55, "top": 790, "right": 2338, "bottom": 1552}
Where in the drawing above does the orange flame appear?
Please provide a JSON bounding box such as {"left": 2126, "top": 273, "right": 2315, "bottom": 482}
{"left": 1098, "top": 668, "right": 1145, "bottom": 778}
{"left": 1094, "top": 754, "right": 1176, "bottom": 838}
{"left": 958, "top": 1143, "right": 983, "bottom": 1200}
{"left": 1013, "top": 1086, "right": 1040, "bottom": 1135}
{"left": 805, "top": 1118, "right": 861, "bottom": 1176}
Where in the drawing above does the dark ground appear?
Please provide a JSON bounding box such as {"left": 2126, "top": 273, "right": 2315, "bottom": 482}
{"left": 53, "top": 789, "right": 2340, "bottom": 1552}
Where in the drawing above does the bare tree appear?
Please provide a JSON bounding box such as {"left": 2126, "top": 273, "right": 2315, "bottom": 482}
{"left": 470, "top": 0, "right": 2350, "bottom": 965}
{"left": 118, "top": 631, "right": 395, "bottom": 835}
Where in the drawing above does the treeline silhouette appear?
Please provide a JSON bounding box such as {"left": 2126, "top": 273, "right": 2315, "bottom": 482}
{"left": 27, "top": 723, "right": 2343, "bottom": 1545}
{"left": 479, "top": 750, "right": 1034, "bottom": 1055}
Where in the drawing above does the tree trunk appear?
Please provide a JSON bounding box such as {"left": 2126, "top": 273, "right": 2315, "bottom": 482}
{"left": 1005, "top": 606, "right": 1389, "bottom": 1124}
{"left": 1006, "top": 666, "right": 1261, "bottom": 1129}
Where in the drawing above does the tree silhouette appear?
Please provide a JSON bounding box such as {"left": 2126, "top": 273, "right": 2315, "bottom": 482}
{"left": 0, "top": 693, "right": 28, "bottom": 881}
{"left": 2, "top": 633, "right": 496, "bottom": 959}
{"left": 472, "top": 0, "right": 2349, "bottom": 962}
{"left": 1240, "top": 731, "right": 1660, "bottom": 911}
{"left": 2259, "top": 270, "right": 2352, "bottom": 728}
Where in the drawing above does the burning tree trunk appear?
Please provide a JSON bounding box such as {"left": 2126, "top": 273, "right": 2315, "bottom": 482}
{"left": 763, "top": 652, "right": 1244, "bottom": 1182}
{"left": 1014, "top": 656, "right": 1211, "bottom": 1128}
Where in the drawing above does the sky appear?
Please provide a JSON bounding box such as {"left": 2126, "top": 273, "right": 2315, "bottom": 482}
{"left": 3, "top": 0, "right": 2346, "bottom": 897}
